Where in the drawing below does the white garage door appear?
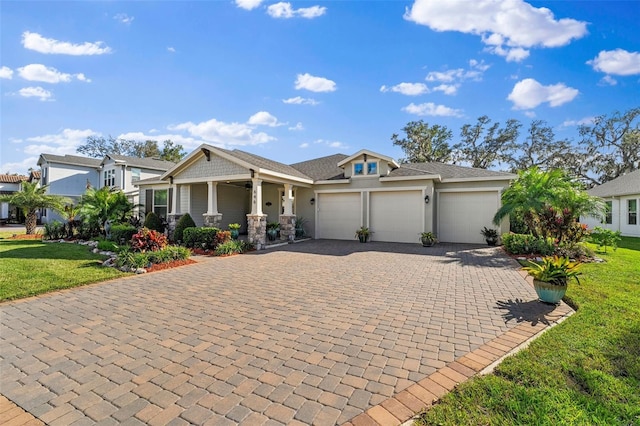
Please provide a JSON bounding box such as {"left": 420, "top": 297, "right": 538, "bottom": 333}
{"left": 438, "top": 191, "right": 500, "bottom": 244}
{"left": 370, "top": 191, "right": 423, "bottom": 243}
{"left": 317, "top": 193, "right": 361, "bottom": 240}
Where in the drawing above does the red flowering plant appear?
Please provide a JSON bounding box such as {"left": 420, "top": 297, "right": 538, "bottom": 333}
{"left": 130, "top": 227, "right": 168, "bottom": 252}
{"left": 214, "top": 230, "right": 231, "bottom": 247}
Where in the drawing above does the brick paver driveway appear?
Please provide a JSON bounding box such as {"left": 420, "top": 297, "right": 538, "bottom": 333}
{"left": 1, "top": 240, "right": 557, "bottom": 425}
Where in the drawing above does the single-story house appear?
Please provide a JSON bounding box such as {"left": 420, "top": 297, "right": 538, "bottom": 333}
{"left": 0, "top": 174, "right": 28, "bottom": 224}
{"left": 581, "top": 169, "right": 640, "bottom": 237}
{"left": 136, "top": 145, "right": 515, "bottom": 248}
{"left": 37, "top": 153, "right": 174, "bottom": 223}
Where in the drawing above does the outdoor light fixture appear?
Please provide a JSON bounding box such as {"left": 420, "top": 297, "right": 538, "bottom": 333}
{"left": 310, "top": 198, "right": 315, "bottom": 205}
{"left": 266, "top": 201, "right": 272, "bottom": 206}
{"left": 169, "top": 175, "right": 174, "bottom": 184}
{"left": 424, "top": 195, "right": 430, "bottom": 204}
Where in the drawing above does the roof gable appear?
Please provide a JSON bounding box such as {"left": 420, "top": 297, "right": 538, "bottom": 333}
{"left": 337, "top": 149, "right": 399, "bottom": 169}
{"left": 102, "top": 154, "right": 175, "bottom": 171}
{"left": 38, "top": 154, "right": 102, "bottom": 168}
{"left": 290, "top": 154, "right": 349, "bottom": 181}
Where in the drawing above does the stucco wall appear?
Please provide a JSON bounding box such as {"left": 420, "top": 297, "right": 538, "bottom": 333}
{"left": 47, "top": 163, "right": 99, "bottom": 196}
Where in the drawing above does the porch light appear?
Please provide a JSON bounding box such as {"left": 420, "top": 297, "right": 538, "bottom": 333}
{"left": 424, "top": 195, "right": 430, "bottom": 204}
{"left": 266, "top": 201, "right": 272, "bottom": 207}
{"left": 310, "top": 198, "right": 315, "bottom": 206}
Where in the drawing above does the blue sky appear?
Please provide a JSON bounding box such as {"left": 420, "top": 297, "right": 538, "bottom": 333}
{"left": 1, "top": 0, "right": 639, "bottom": 174}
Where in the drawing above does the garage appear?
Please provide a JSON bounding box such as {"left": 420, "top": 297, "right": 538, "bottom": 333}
{"left": 317, "top": 192, "right": 361, "bottom": 240}
{"left": 370, "top": 190, "right": 423, "bottom": 243}
{"left": 438, "top": 191, "right": 500, "bottom": 244}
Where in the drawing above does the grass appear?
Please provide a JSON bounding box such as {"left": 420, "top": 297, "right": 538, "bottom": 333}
{"left": 0, "top": 232, "right": 127, "bottom": 301}
{"left": 416, "top": 237, "right": 640, "bottom": 425}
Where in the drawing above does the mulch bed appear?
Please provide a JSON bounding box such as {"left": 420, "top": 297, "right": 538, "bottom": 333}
{"left": 6, "top": 234, "right": 42, "bottom": 240}
{"left": 146, "top": 259, "right": 197, "bottom": 272}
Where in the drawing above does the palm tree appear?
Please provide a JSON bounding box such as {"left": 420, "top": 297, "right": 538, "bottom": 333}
{"left": 0, "top": 181, "right": 70, "bottom": 234}
{"left": 494, "top": 167, "right": 604, "bottom": 240}
{"left": 79, "top": 186, "right": 134, "bottom": 232}
{"left": 59, "top": 203, "right": 81, "bottom": 238}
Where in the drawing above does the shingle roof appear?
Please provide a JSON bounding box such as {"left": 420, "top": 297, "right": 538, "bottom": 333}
{"left": 222, "top": 149, "right": 313, "bottom": 181}
{"left": 105, "top": 154, "right": 175, "bottom": 171}
{"left": 0, "top": 174, "right": 28, "bottom": 183}
{"left": 588, "top": 169, "right": 640, "bottom": 197}
{"left": 402, "top": 162, "right": 515, "bottom": 179}
{"left": 290, "top": 154, "right": 349, "bottom": 181}
{"left": 39, "top": 154, "right": 102, "bottom": 168}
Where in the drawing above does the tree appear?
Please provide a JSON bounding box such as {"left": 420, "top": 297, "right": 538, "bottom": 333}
{"left": 493, "top": 167, "right": 604, "bottom": 243}
{"left": 77, "top": 136, "right": 186, "bottom": 162}
{"left": 453, "top": 116, "right": 521, "bottom": 169}
{"left": 392, "top": 120, "right": 453, "bottom": 163}
{"left": 79, "top": 186, "right": 135, "bottom": 235}
{"left": 0, "top": 182, "right": 70, "bottom": 234}
{"left": 578, "top": 107, "right": 640, "bottom": 185}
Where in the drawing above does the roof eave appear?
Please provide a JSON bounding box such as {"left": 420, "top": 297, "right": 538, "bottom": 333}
{"left": 379, "top": 174, "right": 441, "bottom": 182}
{"left": 440, "top": 175, "right": 515, "bottom": 183}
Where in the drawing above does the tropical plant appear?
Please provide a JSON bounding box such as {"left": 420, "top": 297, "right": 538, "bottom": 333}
{"left": 502, "top": 233, "right": 556, "bottom": 256}
{"left": 589, "top": 226, "right": 622, "bottom": 253}
{"left": 523, "top": 256, "right": 582, "bottom": 286}
{"left": 130, "top": 227, "right": 168, "bottom": 252}
{"left": 0, "top": 181, "right": 70, "bottom": 234}
{"left": 420, "top": 232, "right": 437, "bottom": 245}
{"left": 173, "top": 213, "right": 196, "bottom": 243}
{"left": 355, "top": 226, "right": 371, "bottom": 242}
{"left": 480, "top": 227, "right": 499, "bottom": 245}
{"left": 294, "top": 216, "right": 307, "bottom": 237}
{"left": 43, "top": 220, "right": 65, "bottom": 240}
{"left": 79, "top": 186, "right": 135, "bottom": 235}
{"left": 215, "top": 240, "right": 245, "bottom": 256}
{"left": 493, "top": 167, "right": 604, "bottom": 244}
{"left": 60, "top": 204, "right": 81, "bottom": 238}
{"left": 228, "top": 223, "right": 241, "bottom": 230}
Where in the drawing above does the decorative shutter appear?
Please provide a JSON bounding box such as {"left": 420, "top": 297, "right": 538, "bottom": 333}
{"left": 168, "top": 188, "right": 173, "bottom": 214}
{"left": 145, "top": 189, "right": 153, "bottom": 215}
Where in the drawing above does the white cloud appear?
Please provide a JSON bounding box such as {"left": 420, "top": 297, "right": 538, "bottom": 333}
{"left": 283, "top": 96, "right": 319, "bottom": 105}
{"left": 420, "top": 59, "right": 489, "bottom": 95}
{"left": 22, "top": 31, "right": 112, "bottom": 55}
{"left": 17, "top": 64, "right": 90, "bottom": 83}
{"left": 299, "top": 142, "right": 310, "bottom": 148}
{"left": 235, "top": 0, "right": 264, "bottom": 10}
{"left": 599, "top": 75, "right": 618, "bottom": 86}
{"left": 289, "top": 122, "right": 304, "bottom": 131}
{"left": 247, "top": 111, "right": 283, "bottom": 127}
{"left": 560, "top": 117, "right": 594, "bottom": 128}
{"left": 22, "top": 129, "right": 98, "bottom": 156}
{"left": 169, "top": 118, "right": 275, "bottom": 146}
{"left": 402, "top": 102, "right": 463, "bottom": 117}
{"left": 312, "top": 139, "right": 348, "bottom": 149}
{"left": 18, "top": 86, "right": 53, "bottom": 101}
{"left": 0, "top": 157, "right": 39, "bottom": 175}
{"left": 113, "top": 13, "right": 134, "bottom": 24}
{"left": 0, "top": 66, "right": 13, "bottom": 79}
{"left": 432, "top": 84, "right": 458, "bottom": 95}
{"left": 267, "top": 2, "right": 326, "bottom": 19}
{"left": 524, "top": 111, "right": 536, "bottom": 118}
{"left": 167, "top": 47, "right": 176, "bottom": 53}
{"left": 405, "top": 0, "right": 587, "bottom": 62}
{"left": 507, "top": 78, "right": 579, "bottom": 110}
{"left": 295, "top": 73, "right": 336, "bottom": 92}
{"left": 380, "top": 82, "right": 429, "bottom": 96}
{"left": 587, "top": 49, "right": 640, "bottom": 76}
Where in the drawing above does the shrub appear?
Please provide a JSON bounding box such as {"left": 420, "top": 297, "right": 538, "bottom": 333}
{"left": 215, "top": 240, "right": 254, "bottom": 256}
{"left": 214, "top": 230, "right": 231, "bottom": 247}
{"left": 147, "top": 245, "right": 191, "bottom": 264}
{"left": 502, "top": 233, "right": 555, "bottom": 255}
{"left": 130, "top": 227, "right": 168, "bottom": 252}
{"left": 43, "top": 220, "right": 65, "bottom": 240}
{"left": 115, "top": 247, "right": 149, "bottom": 269}
{"left": 183, "top": 227, "right": 219, "bottom": 249}
{"left": 173, "top": 213, "right": 196, "bottom": 243}
{"left": 555, "top": 242, "right": 595, "bottom": 261}
{"left": 589, "top": 226, "right": 622, "bottom": 253}
{"left": 96, "top": 238, "right": 118, "bottom": 252}
{"left": 109, "top": 224, "right": 137, "bottom": 243}
{"left": 144, "top": 211, "right": 165, "bottom": 232}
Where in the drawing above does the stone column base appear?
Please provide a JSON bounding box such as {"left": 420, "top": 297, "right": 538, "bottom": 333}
{"left": 279, "top": 215, "right": 296, "bottom": 242}
{"left": 167, "top": 214, "right": 183, "bottom": 240}
{"left": 203, "top": 213, "right": 223, "bottom": 228}
{"left": 247, "top": 214, "right": 267, "bottom": 250}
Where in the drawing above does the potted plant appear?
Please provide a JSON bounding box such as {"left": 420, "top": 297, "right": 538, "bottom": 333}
{"left": 294, "top": 216, "right": 307, "bottom": 238}
{"left": 266, "top": 222, "right": 280, "bottom": 241}
{"left": 420, "top": 232, "right": 437, "bottom": 247}
{"left": 355, "top": 226, "right": 370, "bottom": 243}
{"left": 523, "top": 256, "right": 581, "bottom": 304}
{"left": 228, "top": 223, "right": 241, "bottom": 240}
{"left": 480, "top": 226, "right": 499, "bottom": 246}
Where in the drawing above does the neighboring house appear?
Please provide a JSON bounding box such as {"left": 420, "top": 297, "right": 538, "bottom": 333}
{"left": 0, "top": 174, "right": 28, "bottom": 224}
{"left": 136, "top": 145, "right": 515, "bottom": 248}
{"left": 581, "top": 169, "right": 640, "bottom": 237}
{"left": 37, "top": 153, "right": 174, "bottom": 223}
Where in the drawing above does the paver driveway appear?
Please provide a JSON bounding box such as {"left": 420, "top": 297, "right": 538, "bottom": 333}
{"left": 1, "top": 240, "right": 556, "bottom": 425}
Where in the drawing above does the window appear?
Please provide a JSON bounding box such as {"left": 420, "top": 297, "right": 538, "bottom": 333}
{"left": 131, "top": 168, "right": 141, "bottom": 182}
{"left": 154, "top": 189, "right": 168, "bottom": 219}
{"left": 604, "top": 201, "right": 612, "bottom": 224}
{"left": 353, "top": 161, "right": 378, "bottom": 176}
{"left": 103, "top": 169, "right": 115, "bottom": 187}
{"left": 629, "top": 199, "right": 637, "bottom": 225}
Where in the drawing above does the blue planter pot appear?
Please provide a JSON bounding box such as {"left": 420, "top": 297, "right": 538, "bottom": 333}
{"left": 533, "top": 280, "right": 567, "bottom": 304}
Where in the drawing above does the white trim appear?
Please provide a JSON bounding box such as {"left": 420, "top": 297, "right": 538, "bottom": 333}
{"left": 363, "top": 191, "right": 368, "bottom": 228}
{"left": 256, "top": 169, "right": 313, "bottom": 186}
{"left": 436, "top": 187, "right": 503, "bottom": 193}
{"left": 379, "top": 175, "right": 440, "bottom": 182}
{"left": 337, "top": 149, "right": 400, "bottom": 169}
{"left": 173, "top": 174, "right": 252, "bottom": 185}
{"left": 314, "top": 179, "right": 351, "bottom": 185}
{"left": 440, "top": 175, "right": 515, "bottom": 183}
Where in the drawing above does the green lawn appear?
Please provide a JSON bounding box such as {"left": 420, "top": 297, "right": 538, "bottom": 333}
{"left": 416, "top": 237, "right": 640, "bottom": 425}
{"left": 0, "top": 234, "right": 127, "bottom": 301}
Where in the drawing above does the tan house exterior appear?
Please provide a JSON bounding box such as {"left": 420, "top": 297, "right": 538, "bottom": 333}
{"left": 137, "top": 145, "right": 515, "bottom": 249}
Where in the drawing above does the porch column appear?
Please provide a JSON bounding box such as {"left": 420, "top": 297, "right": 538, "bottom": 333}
{"left": 279, "top": 183, "right": 296, "bottom": 241}
{"left": 203, "top": 181, "right": 222, "bottom": 227}
{"left": 247, "top": 177, "right": 267, "bottom": 249}
{"left": 171, "top": 183, "right": 180, "bottom": 215}
{"left": 167, "top": 183, "right": 182, "bottom": 238}
{"left": 282, "top": 184, "right": 294, "bottom": 215}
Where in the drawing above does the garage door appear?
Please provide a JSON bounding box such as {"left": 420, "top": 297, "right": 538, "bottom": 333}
{"left": 438, "top": 191, "right": 500, "bottom": 244}
{"left": 317, "top": 193, "right": 361, "bottom": 240}
{"left": 370, "top": 191, "right": 423, "bottom": 243}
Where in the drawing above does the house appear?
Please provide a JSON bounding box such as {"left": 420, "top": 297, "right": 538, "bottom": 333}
{"left": 0, "top": 174, "right": 28, "bottom": 224}
{"left": 37, "top": 153, "right": 174, "bottom": 223}
{"left": 581, "top": 169, "right": 640, "bottom": 237}
{"left": 136, "top": 145, "right": 515, "bottom": 248}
